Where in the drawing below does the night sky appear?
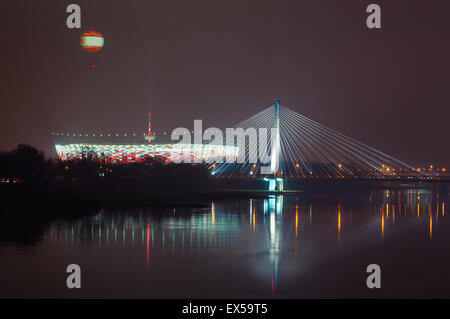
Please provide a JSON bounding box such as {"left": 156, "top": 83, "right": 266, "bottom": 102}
{"left": 0, "top": 0, "right": 449, "bottom": 167}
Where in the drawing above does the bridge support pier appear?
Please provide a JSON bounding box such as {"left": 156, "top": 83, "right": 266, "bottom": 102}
{"left": 266, "top": 178, "right": 283, "bottom": 192}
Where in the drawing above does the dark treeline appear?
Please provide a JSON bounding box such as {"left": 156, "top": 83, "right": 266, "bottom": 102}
{"left": 0, "top": 144, "right": 48, "bottom": 184}
{"left": 0, "top": 145, "right": 216, "bottom": 216}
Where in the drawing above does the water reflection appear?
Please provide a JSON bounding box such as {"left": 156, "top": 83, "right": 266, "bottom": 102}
{"left": 338, "top": 203, "right": 341, "bottom": 243}
{"left": 1, "top": 187, "right": 449, "bottom": 298}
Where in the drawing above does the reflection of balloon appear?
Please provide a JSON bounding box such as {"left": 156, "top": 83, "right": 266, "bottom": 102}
{"left": 81, "top": 31, "right": 104, "bottom": 52}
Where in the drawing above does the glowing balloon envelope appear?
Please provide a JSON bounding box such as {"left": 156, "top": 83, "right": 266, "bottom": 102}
{"left": 81, "top": 31, "right": 104, "bottom": 52}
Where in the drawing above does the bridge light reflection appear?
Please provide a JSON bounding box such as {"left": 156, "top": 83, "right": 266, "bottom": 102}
{"left": 253, "top": 205, "right": 256, "bottom": 233}
{"left": 429, "top": 213, "right": 433, "bottom": 239}
{"left": 338, "top": 204, "right": 341, "bottom": 243}
{"left": 417, "top": 202, "right": 420, "bottom": 218}
{"left": 393, "top": 204, "right": 396, "bottom": 224}
{"left": 45, "top": 190, "right": 447, "bottom": 296}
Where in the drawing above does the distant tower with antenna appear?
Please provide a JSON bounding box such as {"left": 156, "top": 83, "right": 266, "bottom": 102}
{"left": 144, "top": 112, "right": 156, "bottom": 142}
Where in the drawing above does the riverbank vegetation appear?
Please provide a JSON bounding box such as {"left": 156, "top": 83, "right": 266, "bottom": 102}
{"left": 0, "top": 145, "right": 217, "bottom": 218}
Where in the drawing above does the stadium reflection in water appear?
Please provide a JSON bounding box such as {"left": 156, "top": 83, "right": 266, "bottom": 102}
{"left": 1, "top": 188, "right": 449, "bottom": 298}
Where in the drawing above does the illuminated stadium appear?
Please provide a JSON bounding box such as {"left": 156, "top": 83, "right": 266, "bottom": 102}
{"left": 54, "top": 141, "right": 238, "bottom": 164}
{"left": 53, "top": 114, "right": 239, "bottom": 164}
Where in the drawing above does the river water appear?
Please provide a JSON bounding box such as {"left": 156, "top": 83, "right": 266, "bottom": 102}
{"left": 1, "top": 188, "right": 449, "bottom": 298}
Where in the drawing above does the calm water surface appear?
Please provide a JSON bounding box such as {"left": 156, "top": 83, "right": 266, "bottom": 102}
{"left": 1, "top": 188, "right": 449, "bottom": 298}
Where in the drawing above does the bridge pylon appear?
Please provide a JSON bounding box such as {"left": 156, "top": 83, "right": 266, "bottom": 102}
{"left": 267, "top": 98, "right": 284, "bottom": 191}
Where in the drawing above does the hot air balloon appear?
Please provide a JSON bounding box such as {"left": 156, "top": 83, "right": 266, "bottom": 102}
{"left": 80, "top": 31, "right": 104, "bottom": 52}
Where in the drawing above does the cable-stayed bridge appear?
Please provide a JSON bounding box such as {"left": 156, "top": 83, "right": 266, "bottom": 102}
{"left": 53, "top": 98, "right": 436, "bottom": 188}
{"left": 210, "top": 99, "right": 426, "bottom": 189}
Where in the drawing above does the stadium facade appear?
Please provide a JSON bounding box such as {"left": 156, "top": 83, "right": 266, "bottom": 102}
{"left": 53, "top": 115, "right": 238, "bottom": 164}
{"left": 54, "top": 138, "right": 238, "bottom": 164}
